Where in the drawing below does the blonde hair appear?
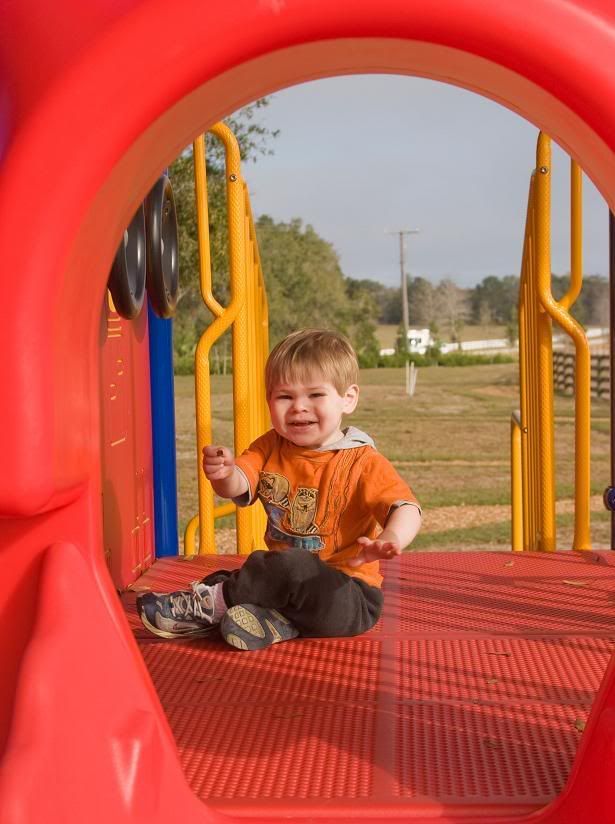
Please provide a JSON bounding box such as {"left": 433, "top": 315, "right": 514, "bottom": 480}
{"left": 265, "top": 329, "right": 359, "bottom": 396}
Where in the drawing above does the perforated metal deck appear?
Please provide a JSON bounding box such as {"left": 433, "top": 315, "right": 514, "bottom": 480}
{"left": 122, "top": 551, "right": 615, "bottom": 817}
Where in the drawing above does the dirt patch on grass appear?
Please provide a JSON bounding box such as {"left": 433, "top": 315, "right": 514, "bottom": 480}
{"left": 420, "top": 495, "right": 606, "bottom": 532}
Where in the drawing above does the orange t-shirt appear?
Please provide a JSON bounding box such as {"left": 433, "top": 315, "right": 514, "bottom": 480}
{"left": 234, "top": 429, "right": 419, "bottom": 588}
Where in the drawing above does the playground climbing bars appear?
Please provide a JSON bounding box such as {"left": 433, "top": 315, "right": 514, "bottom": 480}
{"left": 513, "top": 133, "right": 591, "bottom": 551}
{"left": 185, "top": 123, "right": 269, "bottom": 556}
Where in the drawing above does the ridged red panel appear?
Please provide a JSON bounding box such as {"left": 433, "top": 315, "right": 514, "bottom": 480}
{"left": 395, "top": 702, "right": 584, "bottom": 801}
{"left": 169, "top": 703, "right": 376, "bottom": 800}
{"left": 124, "top": 551, "right": 615, "bottom": 811}
{"left": 141, "top": 637, "right": 383, "bottom": 706}
{"left": 392, "top": 551, "right": 615, "bottom": 636}
{"left": 397, "top": 637, "right": 614, "bottom": 703}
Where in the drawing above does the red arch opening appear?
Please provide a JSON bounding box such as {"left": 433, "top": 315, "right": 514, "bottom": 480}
{"left": 1, "top": 3, "right": 614, "bottom": 821}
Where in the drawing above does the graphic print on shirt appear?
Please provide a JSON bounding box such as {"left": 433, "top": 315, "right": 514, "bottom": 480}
{"left": 290, "top": 487, "right": 319, "bottom": 534}
{"left": 257, "top": 472, "right": 291, "bottom": 507}
{"left": 257, "top": 471, "right": 323, "bottom": 551}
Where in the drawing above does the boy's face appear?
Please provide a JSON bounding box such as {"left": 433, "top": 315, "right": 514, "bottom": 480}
{"left": 267, "top": 373, "right": 359, "bottom": 449}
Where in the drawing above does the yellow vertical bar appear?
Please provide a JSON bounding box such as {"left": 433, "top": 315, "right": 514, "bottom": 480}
{"left": 245, "top": 218, "right": 257, "bottom": 448}
{"left": 560, "top": 160, "right": 583, "bottom": 312}
{"left": 231, "top": 242, "right": 251, "bottom": 551}
{"left": 205, "top": 123, "right": 252, "bottom": 556}
{"left": 533, "top": 140, "right": 591, "bottom": 551}
{"left": 518, "top": 228, "right": 529, "bottom": 549}
{"left": 568, "top": 159, "right": 591, "bottom": 549}
{"left": 511, "top": 413, "right": 524, "bottom": 551}
{"left": 526, "top": 246, "right": 540, "bottom": 549}
{"left": 518, "top": 280, "right": 530, "bottom": 550}
{"left": 518, "top": 182, "right": 546, "bottom": 552}
{"left": 566, "top": 159, "right": 591, "bottom": 549}
{"left": 530, "top": 256, "right": 541, "bottom": 547}
{"left": 533, "top": 133, "right": 557, "bottom": 551}
{"left": 191, "top": 135, "right": 215, "bottom": 555}
{"left": 238, "top": 214, "right": 260, "bottom": 553}
{"left": 259, "top": 277, "right": 269, "bottom": 431}
{"left": 243, "top": 202, "right": 268, "bottom": 549}
{"left": 250, "top": 202, "right": 270, "bottom": 436}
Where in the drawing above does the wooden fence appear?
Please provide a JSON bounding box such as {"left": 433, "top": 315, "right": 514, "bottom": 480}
{"left": 553, "top": 350, "right": 610, "bottom": 399}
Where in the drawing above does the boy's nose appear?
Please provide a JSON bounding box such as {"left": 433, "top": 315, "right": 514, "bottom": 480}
{"left": 290, "top": 397, "right": 308, "bottom": 412}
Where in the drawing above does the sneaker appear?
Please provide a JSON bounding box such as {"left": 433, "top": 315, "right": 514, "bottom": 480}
{"left": 136, "top": 581, "right": 220, "bottom": 639}
{"left": 220, "top": 604, "right": 299, "bottom": 651}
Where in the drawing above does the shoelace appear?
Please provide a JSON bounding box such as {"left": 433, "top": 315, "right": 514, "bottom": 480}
{"left": 169, "top": 583, "right": 212, "bottom": 620}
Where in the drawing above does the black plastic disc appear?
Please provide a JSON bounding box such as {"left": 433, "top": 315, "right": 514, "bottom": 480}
{"left": 108, "top": 204, "right": 147, "bottom": 320}
{"left": 145, "top": 175, "right": 179, "bottom": 319}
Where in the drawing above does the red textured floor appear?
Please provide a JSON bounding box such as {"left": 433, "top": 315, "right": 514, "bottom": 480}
{"left": 122, "top": 551, "right": 615, "bottom": 817}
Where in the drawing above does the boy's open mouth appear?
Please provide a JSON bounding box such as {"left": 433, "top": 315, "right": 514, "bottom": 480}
{"left": 290, "top": 421, "right": 316, "bottom": 427}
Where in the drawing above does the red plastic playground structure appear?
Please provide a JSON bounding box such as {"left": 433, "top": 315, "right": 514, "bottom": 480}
{"left": 1, "top": 2, "right": 615, "bottom": 822}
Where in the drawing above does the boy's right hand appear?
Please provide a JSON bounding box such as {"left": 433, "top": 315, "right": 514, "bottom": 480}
{"left": 203, "top": 445, "right": 235, "bottom": 481}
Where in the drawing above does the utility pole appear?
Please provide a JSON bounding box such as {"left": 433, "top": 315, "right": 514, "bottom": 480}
{"left": 386, "top": 229, "right": 420, "bottom": 352}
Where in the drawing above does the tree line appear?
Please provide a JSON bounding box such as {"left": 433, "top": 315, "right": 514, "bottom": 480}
{"left": 356, "top": 272, "right": 609, "bottom": 344}
{"left": 169, "top": 104, "right": 608, "bottom": 372}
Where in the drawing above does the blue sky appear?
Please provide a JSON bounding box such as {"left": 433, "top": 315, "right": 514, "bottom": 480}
{"left": 241, "top": 75, "right": 609, "bottom": 289}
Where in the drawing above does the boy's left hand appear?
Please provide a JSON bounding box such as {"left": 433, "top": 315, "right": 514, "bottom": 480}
{"left": 347, "top": 536, "right": 401, "bottom": 566}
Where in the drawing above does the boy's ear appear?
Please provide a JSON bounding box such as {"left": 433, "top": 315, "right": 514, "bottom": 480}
{"left": 343, "top": 384, "right": 359, "bottom": 414}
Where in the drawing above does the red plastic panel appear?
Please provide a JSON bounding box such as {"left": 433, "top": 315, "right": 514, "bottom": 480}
{"left": 99, "top": 293, "right": 155, "bottom": 589}
{"left": 2, "top": 2, "right": 615, "bottom": 820}
{"left": 0, "top": 542, "right": 206, "bottom": 824}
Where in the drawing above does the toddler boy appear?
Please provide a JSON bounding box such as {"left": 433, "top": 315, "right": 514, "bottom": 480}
{"left": 137, "top": 329, "right": 421, "bottom": 650}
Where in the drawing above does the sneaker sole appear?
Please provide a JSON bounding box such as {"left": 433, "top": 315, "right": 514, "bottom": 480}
{"left": 224, "top": 633, "right": 249, "bottom": 650}
{"left": 221, "top": 605, "right": 298, "bottom": 651}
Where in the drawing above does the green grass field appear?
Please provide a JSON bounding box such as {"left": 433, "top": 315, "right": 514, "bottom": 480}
{"left": 175, "top": 363, "right": 612, "bottom": 551}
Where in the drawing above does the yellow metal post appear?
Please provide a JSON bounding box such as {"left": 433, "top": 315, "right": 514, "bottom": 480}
{"left": 511, "top": 412, "right": 524, "bottom": 551}
{"left": 534, "top": 149, "right": 591, "bottom": 550}
{"left": 232, "top": 181, "right": 268, "bottom": 554}
{"left": 532, "top": 134, "right": 557, "bottom": 552}
{"left": 190, "top": 135, "right": 221, "bottom": 554}
{"left": 518, "top": 178, "right": 546, "bottom": 551}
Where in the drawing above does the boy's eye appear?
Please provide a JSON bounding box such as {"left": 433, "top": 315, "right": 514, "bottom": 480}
{"left": 310, "top": 392, "right": 325, "bottom": 398}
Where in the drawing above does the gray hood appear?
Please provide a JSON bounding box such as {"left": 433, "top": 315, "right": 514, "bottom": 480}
{"left": 316, "top": 426, "right": 375, "bottom": 452}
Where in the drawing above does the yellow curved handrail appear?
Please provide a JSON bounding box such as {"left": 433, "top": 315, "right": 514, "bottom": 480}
{"left": 513, "top": 135, "right": 591, "bottom": 552}
{"left": 184, "top": 123, "right": 269, "bottom": 556}
{"left": 190, "top": 124, "right": 246, "bottom": 555}
{"left": 194, "top": 134, "right": 225, "bottom": 320}
{"left": 534, "top": 135, "right": 591, "bottom": 550}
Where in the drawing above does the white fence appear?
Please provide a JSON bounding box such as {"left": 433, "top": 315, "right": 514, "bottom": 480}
{"left": 379, "top": 327, "right": 609, "bottom": 358}
{"left": 379, "top": 338, "right": 516, "bottom": 356}
{"left": 439, "top": 338, "right": 513, "bottom": 354}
